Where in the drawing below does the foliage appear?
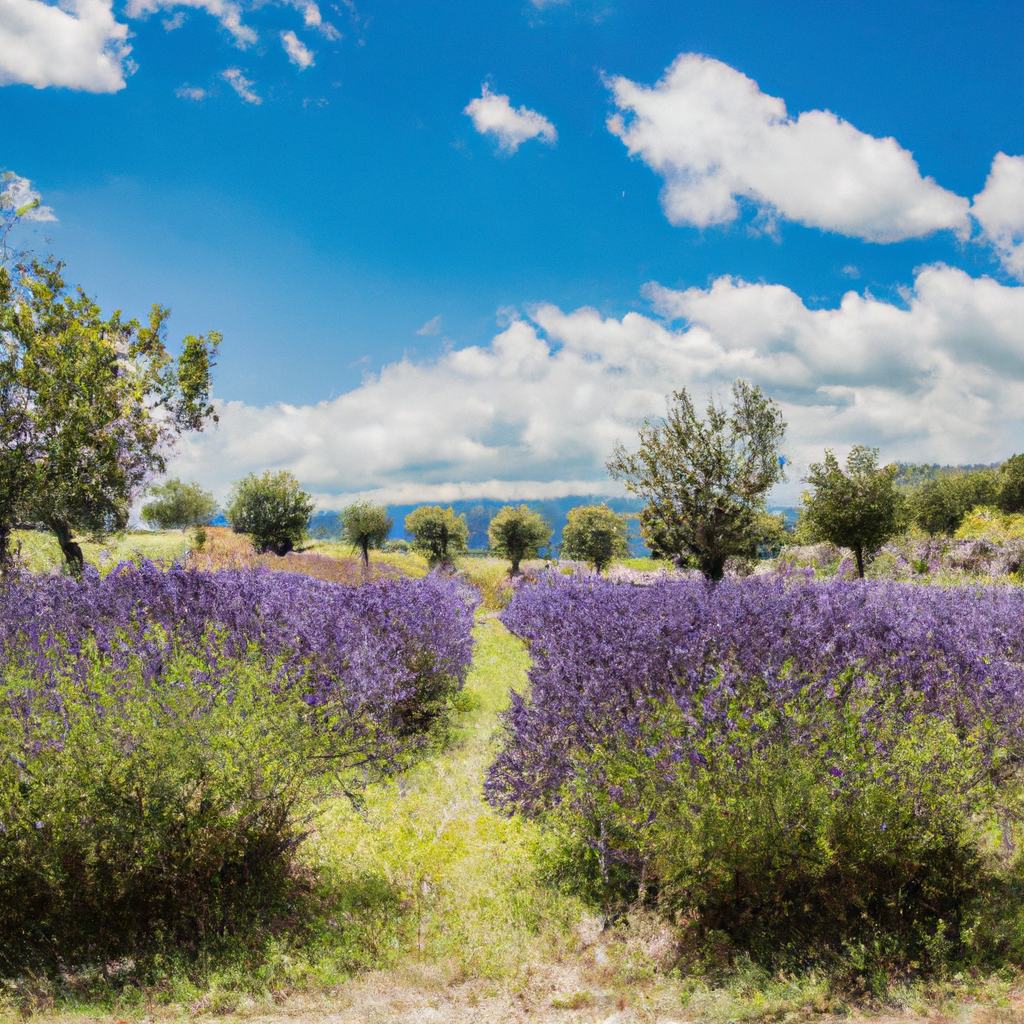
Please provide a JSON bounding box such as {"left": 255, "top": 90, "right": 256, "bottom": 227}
{"left": 997, "top": 453, "right": 1024, "bottom": 514}
{"left": 912, "top": 468, "right": 998, "bottom": 535}
{"left": 800, "top": 446, "right": 908, "bottom": 577}
{"left": 404, "top": 505, "right": 468, "bottom": 568}
{"left": 0, "top": 259, "right": 219, "bottom": 572}
{"left": 0, "top": 564, "right": 477, "bottom": 974}
{"left": 559, "top": 503, "right": 629, "bottom": 572}
{"left": 342, "top": 501, "right": 393, "bottom": 565}
{"left": 608, "top": 380, "right": 786, "bottom": 580}
{"left": 487, "top": 504, "right": 552, "bottom": 574}
{"left": 141, "top": 477, "right": 219, "bottom": 531}
{"left": 225, "top": 471, "right": 315, "bottom": 556}
{"left": 488, "top": 572, "right": 1024, "bottom": 971}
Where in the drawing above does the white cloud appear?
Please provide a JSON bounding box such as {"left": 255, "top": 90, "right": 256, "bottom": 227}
{"left": 464, "top": 83, "right": 557, "bottom": 153}
{"left": 0, "top": 0, "right": 130, "bottom": 92}
{"left": 606, "top": 53, "right": 971, "bottom": 242}
{"left": 972, "top": 152, "right": 1024, "bottom": 280}
{"left": 170, "top": 265, "right": 1024, "bottom": 504}
{"left": 0, "top": 171, "right": 55, "bottom": 221}
{"left": 289, "top": 0, "right": 339, "bottom": 38}
{"left": 221, "top": 66, "right": 260, "bottom": 103}
{"left": 416, "top": 315, "right": 442, "bottom": 336}
{"left": 175, "top": 84, "right": 206, "bottom": 100}
{"left": 125, "top": 0, "right": 256, "bottom": 46}
{"left": 281, "top": 29, "right": 314, "bottom": 68}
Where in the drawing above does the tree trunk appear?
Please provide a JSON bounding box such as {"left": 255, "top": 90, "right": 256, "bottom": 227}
{"left": 52, "top": 520, "right": 84, "bottom": 575}
{"left": 361, "top": 537, "right": 370, "bottom": 566}
{"left": 0, "top": 522, "right": 11, "bottom": 576}
{"left": 700, "top": 551, "right": 727, "bottom": 581}
{"left": 510, "top": 555, "right": 521, "bottom": 576}
{"left": 855, "top": 545, "right": 865, "bottom": 579}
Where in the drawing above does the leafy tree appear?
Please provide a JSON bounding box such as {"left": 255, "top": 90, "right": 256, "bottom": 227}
{"left": 0, "top": 259, "right": 219, "bottom": 574}
{"left": 913, "top": 469, "right": 998, "bottom": 535}
{"left": 607, "top": 380, "right": 787, "bottom": 581}
{"left": 141, "top": 478, "right": 219, "bottom": 531}
{"left": 997, "top": 454, "right": 1024, "bottom": 514}
{"left": 487, "top": 504, "right": 552, "bottom": 575}
{"left": 801, "top": 446, "right": 908, "bottom": 578}
{"left": 404, "top": 505, "right": 468, "bottom": 568}
{"left": 560, "top": 503, "right": 629, "bottom": 572}
{"left": 342, "top": 501, "right": 393, "bottom": 566}
{"left": 225, "top": 471, "right": 314, "bottom": 556}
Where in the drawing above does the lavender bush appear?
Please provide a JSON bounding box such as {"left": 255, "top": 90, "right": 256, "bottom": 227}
{"left": 0, "top": 563, "right": 476, "bottom": 974}
{"left": 487, "top": 573, "right": 1024, "bottom": 971}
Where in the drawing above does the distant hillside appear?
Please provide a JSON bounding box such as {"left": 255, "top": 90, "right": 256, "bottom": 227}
{"left": 892, "top": 462, "right": 1001, "bottom": 488}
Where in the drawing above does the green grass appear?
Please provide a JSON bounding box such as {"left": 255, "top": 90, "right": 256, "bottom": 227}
{"left": 11, "top": 528, "right": 192, "bottom": 574}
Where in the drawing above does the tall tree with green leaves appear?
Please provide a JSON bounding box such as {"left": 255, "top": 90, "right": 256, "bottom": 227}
{"left": 607, "top": 380, "right": 786, "bottom": 580}
{"left": 997, "top": 454, "right": 1024, "bottom": 515}
{"left": 560, "top": 503, "right": 629, "bottom": 572}
{"left": 913, "top": 469, "right": 998, "bottom": 535}
{"left": 801, "top": 446, "right": 908, "bottom": 578}
{"left": 141, "top": 479, "right": 219, "bottom": 531}
{"left": 0, "top": 259, "right": 219, "bottom": 574}
{"left": 225, "top": 471, "right": 314, "bottom": 556}
{"left": 487, "top": 504, "right": 551, "bottom": 575}
{"left": 342, "top": 501, "right": 393, "bottom": 566}
{"left": 404, "top": 505, "right": 468, "bottom": 568}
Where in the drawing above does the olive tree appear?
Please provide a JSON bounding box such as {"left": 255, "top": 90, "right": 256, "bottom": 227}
{"left": 404, "top": 505, "right": 468, "bottom": 568}
{"left": 608, "top": 380, "right": 786, "bottom": 581}
{"left": 801, "top": 446, "right": 907, "bottom": 578}
{"left": 141, "top": 479, "right": 219, "bottom": 531}
{"left": 342, "top": 501, "right": 393, "bottom": 566}
{"left": 487, "top": 504, "right": 551, "bottom": 575}
{"left": 0, "top": 258, "right": 219, "bottom": 574}
{"left": 225, "top": 471, "right": 314, "bottom": 556}
{"left": 560, "top": 503, "right": 629, "bottom": 572}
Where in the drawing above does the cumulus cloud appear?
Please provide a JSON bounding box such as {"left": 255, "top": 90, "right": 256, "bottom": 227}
{"left": 281, "top": 29, "right": 314, "bottom": 68}
{"left": 0, "top": 0, "right": 130, "bottom": 91}
{"left": 416, "top": 315, "right": 442, "bottom": 336}
{"left": 606, "top": 53, "right": 971, "bottom": 242}
{"left": 170, "top": 266, "right": 1024, "bottom": 504}
{"left": 464, "top": 83, "right": 557, "bottom": 153}
{"left": 973, "top": 152, "right": 1024, "bottom": 280}
{"left": 125, "top": 0, "right": 256, "bottom": 46}
{"left": 221, "top": 66, "right": 259, "bottom": 103}
{"left": 289, "top": 0, "right": 339, "bottom": 38}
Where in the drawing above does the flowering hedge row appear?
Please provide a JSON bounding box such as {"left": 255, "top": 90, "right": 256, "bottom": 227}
{"left": 487, "top": 573, "right": 1024, "bottom": 968}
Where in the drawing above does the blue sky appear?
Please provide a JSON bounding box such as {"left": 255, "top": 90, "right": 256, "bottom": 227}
{"left": 4, "top": 0, "right": 1024, "bottom": 505}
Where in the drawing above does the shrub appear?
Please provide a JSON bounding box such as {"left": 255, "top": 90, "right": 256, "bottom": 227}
{"left": 0, "top": 564, "right": 477, "bottom": 974}
{"left": 913, "top": 469, "right": 998, "bottom": 535}
{"left": 560, "top": 504, "right": 629, "bottom": 571}
{"left": 487, "top": 505, "right": 551, "bottom": 575}
{"left": 487, "top": 573, "right": 1024, "bottom": 971}
{"left": 225, "top": 471, "right": 315, "bottom": 555}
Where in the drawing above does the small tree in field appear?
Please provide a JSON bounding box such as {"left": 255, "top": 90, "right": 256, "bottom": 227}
{"left": 608, "top": 380, "right": 786, "bottom": 581}
{"left": 141, "top": 479, "right": 219, "bottom": 531}
{"left": 405, "top": 505, "right": 468, "bottom": 569}
{"left": 342, "top": 501, "right": 393, "bottom": 566}
{"left": 225, "top": 471, "right": 314, "bottom": 556}
{"left": 488, "top": 504, "right": 551, "bottom": 575}
{"left": 560, "top": 503, "right": 629, "bottom": 572}
{"left": 801, "top": 446, "right": 907, "bottom": 578}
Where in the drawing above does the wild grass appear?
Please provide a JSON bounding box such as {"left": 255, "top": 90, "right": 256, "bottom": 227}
{"left": 11, "top": 528, "right": 191, "bottom": 574}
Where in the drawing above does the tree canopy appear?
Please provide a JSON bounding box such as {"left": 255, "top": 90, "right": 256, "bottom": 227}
{"left": 607, "top": 380, "right": 786, "bottom": 580}
{"left": 0, "top": 258, "right": 219, "bottom": 572}
{"left": 801, "top": 446, "right": 907, "bottom": 577}
{"left": 225, "top": 471, "right": 314, "bottom": 556}
{"left": 487, "top": 505, "right": 551, "bottom": 575}
{"left": 342, "top": 501, "right": 393, "bottom": 565}
{"left": 141, "top": 479, "right": 219, "bottom": 531}
{"left": 404, "top": 505, "right": 468, "bottom": 568}
{"left": 560, "top": 503, "right": 629, "bottom": 572}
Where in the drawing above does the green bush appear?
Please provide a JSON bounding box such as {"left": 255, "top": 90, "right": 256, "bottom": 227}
{"left": 0, "top": 632, "right": 341, "bottom": 975}
{"left": 225, "top": 471, "right": 315, "bottom": 555}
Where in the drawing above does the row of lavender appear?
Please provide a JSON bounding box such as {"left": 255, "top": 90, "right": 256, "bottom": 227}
{"left": 0, "top": 564, "right": 477, "bottom": 974}
{"left": 488, "top": 573, "right": 1024, "bottom": 969}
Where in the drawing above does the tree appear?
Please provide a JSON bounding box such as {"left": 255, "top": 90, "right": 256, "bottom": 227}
{"left": 342, "top": 501, "right": 393, "bottom": 566}
{"left": 607, "top": 380, "right": 787, "bottom": 581}
{"left": 997, "top": 454, "right": 1024, "bottom": 514}
{"left": 225, "top": 471, "right": 314, "bottom": 556}
{"left": 0, "top": 259, "right": 219, "bottom": 574}
{"left": 404, "top": 505, "right": 468, "bottom": 568}
{"left": 801, "top": 446, "right": 908, "bottom": 578}
{"left": 560, "top": 503, "right": 629, "bottom": 572}
{"left": 141, "top": 479, "right": 219, "bottom": 531}
{"left": 913, "top": 469, "right": 998, "bottom": 535}
{"left": 487, "top": 504, "right": 551, "bottom": 575}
